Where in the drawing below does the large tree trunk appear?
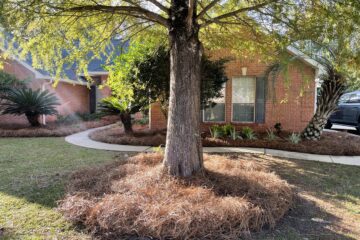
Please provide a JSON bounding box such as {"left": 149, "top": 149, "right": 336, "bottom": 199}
{"left": 163, "top": 0, "right": 203, "bottom": 177}
{"left": 120, "top": 112, "right": 133, "bottom": 135}
{"left": 26, "top": 113, "right": 40, "bottom": 127}
{"left": 302, "top": 65, "right": 346, "bottom": 140}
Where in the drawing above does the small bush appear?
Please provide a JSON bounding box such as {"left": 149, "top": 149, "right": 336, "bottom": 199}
{"left": 288, "top": 133, "right": 301, "bottom": 144}
{"left": 229, "top": 127, "right": 241, "bottom": 140}
{"left": 56, "top": 114, "right": 80, "bottom": 125}
{"left": 274, "top": 122, "right": 282, "bottom": 134}
{"left": 134, "top": 116, "right": 149, "bottom": 126}
{"left": 241, "top": 126, "right": 257, "bottom": 140}
{"left": 209, "top": 125, "right": 224, "bottom": 138}
{"left": 266, "top": 128, "right": 278, "bottom": 141}
{"left": 222, "top": 124, "right": 234, "bottom": 136}
{"left": 77, "top": 112, "right": 103, "bottom": 121}
{"left": 1, "top": 87, "right": 59, "bottom": 126}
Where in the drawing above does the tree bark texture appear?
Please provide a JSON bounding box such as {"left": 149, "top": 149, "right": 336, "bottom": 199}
{"left": 120, "top": 112, "right": 133, "bottom": 135}
{"left": 163, "top": 0, "right": 204, "bottom": 177}
{"left": 302, "top": 66, "right": 346, "bottom": 140}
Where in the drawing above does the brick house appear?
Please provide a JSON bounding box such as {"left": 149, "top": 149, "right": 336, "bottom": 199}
{"left": 1, "top": 45, "right": 323, "bottom": 132}
{"left": 149, "top": 47, "right": 324, "bottom": 132}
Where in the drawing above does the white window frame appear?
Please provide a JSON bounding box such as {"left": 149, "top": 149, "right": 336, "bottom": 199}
{"left": 202, "top": 84, "right": 226, "bottom": 123}
{"left": 231, "top": 76, "right": 256, "bottom": 123}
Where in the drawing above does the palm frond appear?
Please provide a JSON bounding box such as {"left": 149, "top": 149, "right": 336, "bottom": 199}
{"left": 1, "top": 88, "right": 60, "bottom": 116}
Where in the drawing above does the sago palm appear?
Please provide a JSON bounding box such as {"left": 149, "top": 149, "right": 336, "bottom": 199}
{"left": 2, "top": 88, "right": 59, "bottom": 126}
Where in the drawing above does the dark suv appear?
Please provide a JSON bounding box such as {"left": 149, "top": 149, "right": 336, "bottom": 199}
{"left": 326, "top": 91, "right": 360, "bottom": 131}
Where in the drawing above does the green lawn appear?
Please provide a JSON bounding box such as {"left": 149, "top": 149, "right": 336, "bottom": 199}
{"left": 0, "top": 138, "right": 359, "bottom": 239}
{"left": 0, "top": 138, "right": 129, "bottom": 240}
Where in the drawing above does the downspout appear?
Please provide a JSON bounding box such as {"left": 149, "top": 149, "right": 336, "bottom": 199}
{"left": 41, "top": 83, "right": 46, "bottom": 125}
{"left": 40, "top": 79, "right": 54, "bottom": 125}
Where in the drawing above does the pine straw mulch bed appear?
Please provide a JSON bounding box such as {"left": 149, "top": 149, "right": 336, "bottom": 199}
{"left": 58, "top": 153, "right": 293, "bottom": 240}
{"left": 89, "top": 125, "right": 360, "bottom": 156}
{"left": 0, "top": 116, "right": 118, "bottom": 137}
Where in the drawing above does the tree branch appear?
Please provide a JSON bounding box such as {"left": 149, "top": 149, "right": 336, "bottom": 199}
{"left": 201, "top": 0, "right": 278, "bottom": 28}
{"left": 144, "top": 0, "right": 169, "bottom": 14}
{"left": 187, "top": 0, "right": 196, "bottom": 27}
{"left": 54, "top": 4, "right": 169, "bottom": 27}
{"left": 196, "top": 0, "right": 221, "bottom": 20}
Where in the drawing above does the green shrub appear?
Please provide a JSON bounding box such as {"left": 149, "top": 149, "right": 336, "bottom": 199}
{"left": 222, "top": 124, "right": 234, "bottom": 136}
{"left": 229, "top": 127, "right": 242, "bottom": 140}
{"left": 210, "top": 125, "right": 224, "bottom": 138}
{"left": 266, "top": 128, "right": 278, "bottom": 141}
{"left": 76, "top": 112, "right": 103, "bottom": 121}
{"left": 288, "top": 133, "right": 301, "bottom": 144}
{"left": 56, "top": 114, "right": 80, "bottom": 125}
{"left": 241, "top": 126, "right": 257, "bottom": 140}
{"left": 2, "top": 87, "right": 59, "bottom": 126}
{"left": 0, "top": 71, "right": 25, "bottom": 96}
{"left": 134, "top": 116, "right": 149, "bottom": 125}
{"left": 274, "top": 122, "right": 282, "bottom": 134}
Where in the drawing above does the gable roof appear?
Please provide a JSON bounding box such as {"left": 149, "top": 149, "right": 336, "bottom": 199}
{"left": 2, "top": 38, "right": 123, "bottom": 85}
{"left": 286, "top": 46, "right": 325, "bottom": 75}
{"left": 4, "top": 39, "right": 323, "bottom": 85}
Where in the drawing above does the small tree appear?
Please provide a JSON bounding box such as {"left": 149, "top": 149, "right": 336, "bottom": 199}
{"left": 302, "top": 63, "right": 346, "bottom": 140}
{"left": 99, "top": 95, "right": 148, "bottom": 135}
{"left": 132, "top": 46, "right": 229, "bottom": 117}
{"left": 102, "top": 45, "right": 228, "bottom": 135}
{"left": 2, "top": 88, "right": 59, "bottom": 126}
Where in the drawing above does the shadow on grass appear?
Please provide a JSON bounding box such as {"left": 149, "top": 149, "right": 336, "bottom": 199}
{"left": 249, "top": 154, "right": 360, "bottom": 239}
{"left": 253, "top": 194, "right": 356, "bottom": 240}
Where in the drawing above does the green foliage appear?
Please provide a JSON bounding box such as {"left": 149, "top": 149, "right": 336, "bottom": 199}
{"left": 210, "top": 124, "right": 241, "bottom": 140}
{"left": 107, "top": 42, "right": 229, "bottom": 112}
{"left": 2, "top": 88, "right": 59, "bottom": 116}
{"left": 56, "top": 112, "right": 103, "bottom": 125}
{"left": 229, "top": 127, "right": 241, "bottom": 140}
{"left": 1, "top": 87, "right": 59, "bottom": 126}
{"left": 0, "top": 71, "right": 25, "bottom": 96}
{"left": 288, "top": 133, "right": 302, "bottom": 144}
{"left": 98, "top": 97, "right": 123, "bottom": 115}
{"left": 222, "top": 124, "right": 234, "bottom": 136}
{"left": 209, "top": 125, "right": 224, "bottom": 139}
{"left": 274, "top": 123, "right": 282, "bottom": 134}
{"left": 266, "top": 128, "right": 278, "bottom": 141}
{"left": 241, "top": 127, "right": 257, "bottom": 140}
{"left": 56, "top": 114, "right": 79, "bottom": 125}
{"left": 76, "top": 112, "right": 103, "bottom": 121}
{"left": 134, "top": 116, "right": 149, "bottom": 126}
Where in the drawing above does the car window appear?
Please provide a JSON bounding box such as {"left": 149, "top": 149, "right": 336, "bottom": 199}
{"left": 348, "top": 94, "right": 360, "bottom": 103}
{"left": 339, "top": 94, "right": 350, "bottom": 103}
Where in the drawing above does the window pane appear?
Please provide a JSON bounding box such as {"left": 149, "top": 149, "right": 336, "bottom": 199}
{"left": 233, "top": 103, "right": 254, "bottom": 122}
{"left": 339, "top": 94, "right": 350, "bottom": 103}
{"left": 348, "top": 94, "right": 360, "bottom": 103}
{"left": 232, "top": 77, "right": 256, "bottom": 104}
{"left": 203, "top": 103, "right": 225, "bottom": 122}
{"left": 232, "top": 77, "right": 256, "bottom": 122}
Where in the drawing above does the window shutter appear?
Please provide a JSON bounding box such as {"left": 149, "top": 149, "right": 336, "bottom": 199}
{"left": 255, "top": 77, "right": 266, "bottom": 123}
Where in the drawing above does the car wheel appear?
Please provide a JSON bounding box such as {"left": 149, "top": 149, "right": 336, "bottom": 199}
{"left": 324, "top": 120, "right": 332, "bottom": 129}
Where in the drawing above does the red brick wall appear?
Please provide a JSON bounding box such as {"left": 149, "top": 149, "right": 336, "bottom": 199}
{"left": 0, "top": 57, "right": 92, "bottom": 125}
{"left": 150, "top": 49, "right": 316, "bottom": 132}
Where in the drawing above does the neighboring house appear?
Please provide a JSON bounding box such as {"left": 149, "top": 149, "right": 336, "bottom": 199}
{"left": 150, "top": 47, "right": 324, "bottom": 132}
{"left": 0, "top": 52, "right": 111, "bottom": 126}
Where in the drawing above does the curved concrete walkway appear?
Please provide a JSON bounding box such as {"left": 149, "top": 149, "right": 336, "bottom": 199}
{"left": 65, "top": 124, "right": 360, "bottom": 166}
